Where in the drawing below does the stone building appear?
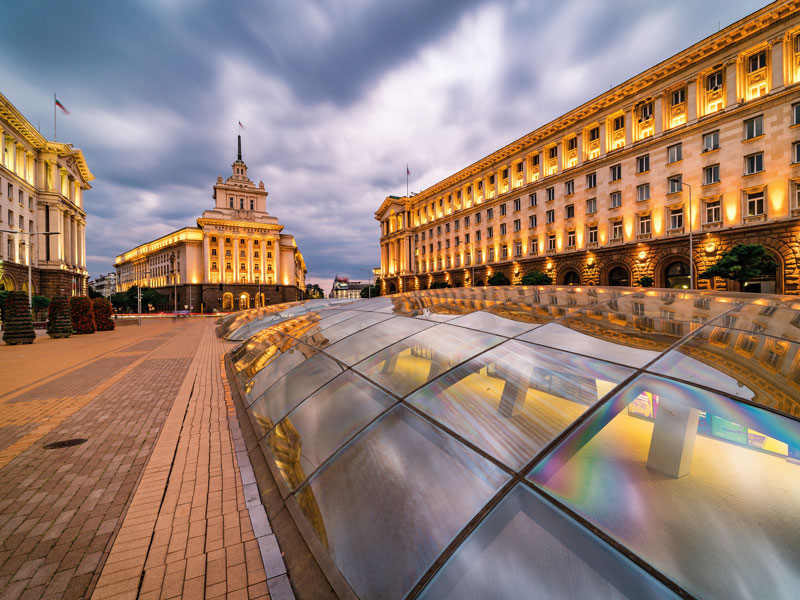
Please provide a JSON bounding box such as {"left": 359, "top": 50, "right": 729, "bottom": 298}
{"left": 115, "top": 137, "right": 306, "bottom": 312}
{"left": 0, "top": 92, "right": 93, "bottom": 297}
{"left": 89, "top": 272, "right": 117, "bottom": 297}
{"left": 377, "top": 1, "right": 800, "bottom": 295}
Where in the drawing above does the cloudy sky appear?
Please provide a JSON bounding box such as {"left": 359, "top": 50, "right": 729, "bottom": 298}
{"left": 1, "top": 0, "right": 766, "bottom": 289}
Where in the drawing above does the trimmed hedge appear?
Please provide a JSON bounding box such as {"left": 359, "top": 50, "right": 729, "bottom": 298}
{"left": 2, "top": 292, "right": 35, "bottom": 345}
{"left": 47, "top": 296, "right": 74, "bottom": 338}
{"left": 93, "top": 297, "right": 115, "bottom": 331}
{"left": 70, "top": 296, "right": 96, "bottom": 334}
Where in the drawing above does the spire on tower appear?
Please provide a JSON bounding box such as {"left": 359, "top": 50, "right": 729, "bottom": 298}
{"left": 237, "top": 134, "right": 242, "bottom": 161}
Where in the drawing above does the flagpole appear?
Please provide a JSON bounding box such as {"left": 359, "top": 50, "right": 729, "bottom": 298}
{"left": 406, "top": 165, "right": 409, "bottom": 198}
{"left": 53, "top": 93, "right": 57, "bottom": 140}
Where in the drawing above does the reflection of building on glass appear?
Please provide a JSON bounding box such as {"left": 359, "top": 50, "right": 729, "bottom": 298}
{"left": 377, "top": 6, "right": 800, "bottom": 295}
{"left": 330, "top": 276, "right": 368, "bottom": 298}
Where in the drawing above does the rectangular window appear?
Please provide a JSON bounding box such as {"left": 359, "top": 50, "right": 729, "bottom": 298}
{"left": 794, "top": 141, "right": 800, "bottom": 164}
{"left": 670, "top": 207, "right": 684, "bottom": 229}
{"left": 611, "top": 220, "right": 623, "bottom": 240}
{"left": 499, "top": 223, "right": 507, "bottom": 235}
{"left": 744, "top": 152, "right": 764, "bottom": 175}
{"left": 637, "top": 183, "right": 650, "bottom": 202}
{"left": 586, "top": 172, "right": 596, "bottom": 188}
{"left": 565, "top": 204, "right": 574, "bottom": 219}
{"left": 487, "top": 226, "right": 494, "bottom": 239}
{"left": 514, "top": 241, "right": 523, "bottom": 257}
{"left": 794, "top": 102, "right": 800, "bottom": 125}
{"left": 565, "top": 180, "right": 574, "bottom": 195}
{"left": 744, "top": 116, "right": 763, "bottom": 139}
{"left": 476, "top": 212, "right": 481, "bottom": 224}
{"left": 445, "top": 239, "right": 450, "bottom": 249}
{"left": 703, "top": 130, "right": 720, "bottom": 152}
{"left": 706, "top": 199, "right": 721, "bottom": 223}
{"left": 586, "top": 198, "right": 597, "bottom": 214}
{"left": 613, "top": 115, "right": 625, "bottom": 131}
{"left": 513, "top": 219, "right": 521, "bottom": 232}
{"left": 501, "top": 244, "right": 508, "bottom": 259}
{"left": 567, "top": 137, "right": 578, "bottom": 151}
{"left": 748, "top": 51, "right": 766, "bottom": 72}
{"left": 513, "top": 198, "right": 521, "bottom": 211}
{"left": 529, "top": 215, "right": 537, "bottom": 228}
{"left": 445, "top": 223, "right": 450, "bottom": 233}
{"left": 529, "top": 193, "right": 537, "bottom": 207}
{"left": 703, "top": 164, "right": 720, "bottom": 185}
{"left": 476, "top": 249, "right": 483, "bottom": 263}
{"left": 549, "top": 147, "right": 558, "bottom": 159}
{"left": 488, "top": 247, "right": 495, "bottom": 261}
{"left": 476, "top": 230, "right": 481, "bottom": 241}
{"left": 546, "top": 209, "right": 555, "bottom": 224}
{"left": 567, "top": 230, "right": 576, "bottom": 247}
{"left": 667, "top": 143, "right": 682, "bottom": 163}
{"left": 639, "top": 103, "right": 653, "bottom": 121}
{"left": 531, "top": 154, "right": 540, "bottom": 167}
{"left": 465, "top": 215, "right": 470, "bottom": 227}
{"left": 546, "top": 187, "right": 555, "bottom": 201}
{"left": 610, "top": 164, "right": 621, "bottom": 181}
{"left": 639, "top": 214, "right": 651, "bottom": 235}
{"left": 454, "top": 220, "right": 460, "bottom": 231}
{"left": 487, "top": 208, "right": 493, "bottom": 219}
{"left": 548, "top": 234, "right": 556, "bottom": 250}
{"left": 530, "top": 239, "right": 538, "bottom": 255}
{"left": 465, "top": 233, "right": 470, "bottom": 244}
{"left": 747, "top": 190, "right": 765, "bottom": 216}
{"left": 610, "top": 191, "right": 622, "bottom": 208}
{"left": 636, "top": 154, "right": 649, "bottom": 173}
{"left": 707, "top": 70, "right": 723, "bottom": 91}
{"left": 437, "top": 226, "right": 442, "bottom": 235}
{"left": 588, "top": 127, "right": 600, "bottom": 141}
{"left": 588, "top": 225, "right": 598, "bottom": 244}
{"left": 669, "top": 175, "right": 683, "bottom": 194}
{"left": 499, "top": 203, "right": 507, "bottom": 216}
{"left": 671, "top": 88, "right": 685, "bottom": 106}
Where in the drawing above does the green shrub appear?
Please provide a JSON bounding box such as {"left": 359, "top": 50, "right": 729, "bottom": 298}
{"left": 637, "top": 276, "right": 655, "bottom": 288}
{"left": 520, "top": 271, "right": 552, "bottom": 285}
{"left": 47, "top": 296, "right": 74, "bottom": 338}
{"left": 2, "top": 292, "right": 35, "bottom": 345}
{"left": 487, "top": 272, "right": 511, "bottom": 286}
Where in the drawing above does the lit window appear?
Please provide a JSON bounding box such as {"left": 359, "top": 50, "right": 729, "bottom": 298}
{"left": 706, "top": 70, "right": 723, "bottom": 91}
{"left": 748, "top": 51, "right": 766, "bottom": 72}
{"left": 637, "top": 183, "right": 650, "bottom": 202}
{"left": 747, "top": 190, "right": 765, "bottom": 216}
{"left": 636, "top": 155, "right": 649, "bottom": 173}
{"left": 546, "top": 209, "right": 555, "bottom": 224}
{"left": 703, "top": 131, "right": 720, "bottom": 152}
{"left": 548, "top": 234, "right": 556, "bottom": 250}
{"left": 610, "top": 164, "right": 621, "bottom": 181}
{"left": 588, "top": 225, "right": 598, "bottom": 244}
{"left": 703, "top": 164, "right": 720, "bottom": 185}
{"left": 744, "top": 116, "right": 763, "bottom": 139}
{"left": 610, "top": 191, "right": 622, "bottom": 208}
{"left": 671, "top": 88, "right": 686, "bottom": 105}
{"left": 670, "top": 207, "right": 684, "bottom": 229}
{"left": 639, "top": 214, "right": 651, "bottom": 235}
{"left": 588, "top": 127, "right": 600, "bottom": 141}
{"left": 613, "top": 115, "right": 625, "bottom": 131}
{"left": 611, "top": 220, "right": 623, "bottom": 240}
{"left": 567, "top": 230, "right": 576, "bottom": 247}
{"left": 706, "top": 200, "right": 721, "bottom": 223}
{"left": 744, "top": 152, "right": 764, "bottom": 175}
{"left": 586, "top": 198, "right": 597, "bottom": 214}
{"left": 667, "top": 143, "right": 682, "bottom": 163}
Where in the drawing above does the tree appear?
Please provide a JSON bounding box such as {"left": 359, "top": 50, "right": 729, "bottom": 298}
{"left": 699, "top": 244, "right": 778, "bottom": 285}
{"left": 110, "top": 286, "right": 166, "bottom": 312}
{"left": 520, "top": 271, "right": 552, "bottom": 285}
{"left": 2, "top": 292, "right": 35, "bottom": 345}
{"left": 487, "top": 272, "right": 511, "bottom": 286}
{"left": 31, "top": 295, "right": 50, "bottom": 320}
{"left": 360, "top": 284, "right": 381, "bottom": 298}
{"left": 430, "top": 281, "right": 451, "bottom": 289}
{"left": 88, "top": 286, "right": 103, "bottom": 299}
{"left": 637, "top": 276, "right": 655, "bottom": 288}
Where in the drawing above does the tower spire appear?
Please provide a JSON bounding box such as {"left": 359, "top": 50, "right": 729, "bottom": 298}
{"left": 237, "top": 134, "right": 242, "bottom": 161}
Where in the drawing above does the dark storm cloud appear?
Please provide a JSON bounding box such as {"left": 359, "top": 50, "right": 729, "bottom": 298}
{"left": 0, "top": 0, "right": 770, "bottom": 286}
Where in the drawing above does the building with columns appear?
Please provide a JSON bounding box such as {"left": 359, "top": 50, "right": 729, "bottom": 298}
{"left": 115, "top": 137, "right": 306, "bottom": 312}
{"left": 377, "top": 1, "right": 800, "bottom": 295}
{"left": 0, "top": 92, "right": 93, "bottom": 297}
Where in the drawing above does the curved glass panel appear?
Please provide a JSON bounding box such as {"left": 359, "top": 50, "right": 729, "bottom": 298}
{"left": 354, "top": 324, "right": 504, "bottom": 398}
{"left": 325, "top": 316, "right": 434, "bottom": 366}
{"left": 408, "top": 340, "right": 632, "bottom": 469}
{"left": 295, "top": 310, "right": 394, "bottom": 349}
{"left": 446, "top": 310, "right": 539, "bottom": 337}
{"left": 244, "top": 340, "right": 317, "bottom": 400}
{"left": 530, "top": 374, "right": 800, "bottom": 600}
{"left": 248, "top": 353, "right": 343, "bottom": 437}
{"left": 266, "top": 371, "right": 395, "bottom": 490}
{"left": 419, "top": 484, "right": 678, "bottom": 600}
{"left": 296, "top": 406, "right": 509, "bottom": 599}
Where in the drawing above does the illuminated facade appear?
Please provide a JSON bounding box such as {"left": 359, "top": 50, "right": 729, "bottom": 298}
{"left": 115, "top": 137, "right": 306, "bottom": 311}
{"left": 377, "top": 1, "right": 800, "bottom": 295}
{"left": 0, "top": 92, "right": 93, "bottom": 296}
{"left": 330, "top": 276, "right": 368, "bottom": 298}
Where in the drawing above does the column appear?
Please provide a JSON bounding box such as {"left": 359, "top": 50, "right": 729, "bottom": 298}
{"left": 726, "top": 59, "right": 739, "bottom": 107}
{"left": 576, "top": 134, "right": 583, "bottom": 166}
{"left": 273, "top": 238, "right": 281, "bottom": 284}
{"left": 218, "top": 235, "right": 225, "bottom": 283}
{"left": 686, "top": 78, "right": 697, "bottom": 122}
{"left": 771, "top": 38, "right": 784, "bottom": 90}
{"left": 62, "top": 213, "right": 70, "bottom": 266}
{"left": 654, "top": 95, "right": 663, "bottom": 136}
{"left": 247, "top": 237, "right": 254, "bottom": 283}
{"left": 202, "top": 234, "right": 210, "bottom": 283}
{"left": 233, "top": 238, "right": 239, "bottom": 282}
{"left": 72, "top": 218, "right": 78, "bottom": 267}
{"left": 624, "top": 106, "right": 633, "bottom": 147}
{"left": 599, "top": 122, "right": 607, "bottom": 158}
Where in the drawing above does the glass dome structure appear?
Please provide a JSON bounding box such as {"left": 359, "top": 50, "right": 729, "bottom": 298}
{"left": 223, "top": 286, "right": 800, "bottom": 600}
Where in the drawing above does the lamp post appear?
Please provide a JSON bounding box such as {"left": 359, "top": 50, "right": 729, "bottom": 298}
{"left": 170, "top": 253, "right": 177, "bottom": 314}
{"left": 673, "top": 178, "right": 694, "bottom": 289}
{"left": 136, "top": 266, "right": 151, "bottom": 326}
{"left": 0, "top": 228, "right": 61, "bottom": 307}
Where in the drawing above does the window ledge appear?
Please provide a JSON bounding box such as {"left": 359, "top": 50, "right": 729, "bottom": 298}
{"left": 667, "top": 227, "right": 685, "bottom": 235}
{"left": 701, "top": 181, "right": 721, "bottom": 187}
{"left": 742, "top": 134, "right": 765, "bottom": 143}
{"left": 586, "top": 241, "right": 598, "bottom": 248}
{"left": 702, "top": 147, "right": 720, "bottom": 154}
{"left": 637, "top": 233, "right": 652, "bottom": 240}
{"left": 743, "top": 214, "right": 767, "bottom": 224}
{"left": 702, "top": 222, "right": 722, "bottom": 230}
{"left": 743, "top": 170, "right": 765, "bottom": 177}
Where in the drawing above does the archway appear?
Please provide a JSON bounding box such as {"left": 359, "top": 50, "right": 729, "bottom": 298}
{"left": 453, "top": 280, "right": 463, "bottom": 288}
{"left": 664, "top": 261, "right": 690, "bottom": 289}
{"left": 389, "top": 282, "right": 397, "bottom": 293}
{"left": 0, "top": 274, "right": 14, "bottom": 291}
{"left": 607, "top": 266, "right": 630, "bottom": 286}
{"left": 561, "top": 269, "right": 581, "bottom": 286}
{"left": 222, "top": 292, "right": 234, "bottom": 310}
{"left": 475, "top": 279, "right": 484, "bottom": 287}
{"left": 254, "top": 292, "right": 266, "bottom": 308}
{"left": 239, "top": 292, "right": 250, "bottom": 310}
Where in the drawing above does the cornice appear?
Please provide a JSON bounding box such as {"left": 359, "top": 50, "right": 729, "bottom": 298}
{"left": 196, "top": 218, "right": 284, "bottom": 231}
{"left": 407, "top": 0, "right": 800, "bottom": 205}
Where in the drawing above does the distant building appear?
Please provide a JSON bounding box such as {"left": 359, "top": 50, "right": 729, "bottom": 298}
{"left": 304, "top": 283, "right": 324, "bottom": 299}
{"left": 115, "top": 137, "right": 306, "bottom": 311}
{"left": 90, "top": 272, "right": 116, "bottom": 297}
{"left": 330, "top": 275, "right": 368, "bottom": 298}
{"left": 0, "top": 92, "right": 93, "bottom": 297}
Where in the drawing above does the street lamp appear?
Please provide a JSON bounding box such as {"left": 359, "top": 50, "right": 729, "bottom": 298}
{"left": 170, "top": 253, "right": 177, "bottom": 314}
{"left": 0, "top": 228, "right": 61, "bottom": 307}
{"left": 671, "top": 178, "right": 694, "bottom": 289}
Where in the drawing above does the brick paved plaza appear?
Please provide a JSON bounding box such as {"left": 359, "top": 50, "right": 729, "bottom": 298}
{"left": 0, "top": 319, "right": 289, "bottom": 600}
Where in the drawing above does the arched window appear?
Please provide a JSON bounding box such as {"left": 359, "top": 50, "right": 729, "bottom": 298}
{"left": 562, "top": 270, "right": 581, "bottom": 286}
{"left": 239, "top": 292, "right": 250, "bottom": 310}
{"left": 608, "top": 266, "right": 630, "bottom": 286}
{"left": 222, "top": 293, "right": 234, "bottom": 310}
{"left": 0, "top": 274, "right": 14, "bottom": 291}
{"left": 664, "top": 261, "right": 690, "bottom": 289}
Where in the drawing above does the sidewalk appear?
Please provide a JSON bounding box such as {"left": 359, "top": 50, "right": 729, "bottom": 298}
{"left": 0, "top": 319, "right": 272, "bottom": 599}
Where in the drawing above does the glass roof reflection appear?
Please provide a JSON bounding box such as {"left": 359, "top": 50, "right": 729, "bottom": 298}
{"left": 224, "top": 286, "right": 800, "bottom": 600}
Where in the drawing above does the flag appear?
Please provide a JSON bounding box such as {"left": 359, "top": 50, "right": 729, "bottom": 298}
{"left": 406, "top": 165, "right": 410, "bottom": 176}
{"left": 55, "top": 98, "right": 70, "bottom": 115}
{"left": 238, "top": 121, "right": 245, "bottom": 130}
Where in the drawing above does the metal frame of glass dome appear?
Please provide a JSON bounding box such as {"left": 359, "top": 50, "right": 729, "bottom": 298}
{"left": 223, "top": 286, "right": 800, "bottom": 600}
